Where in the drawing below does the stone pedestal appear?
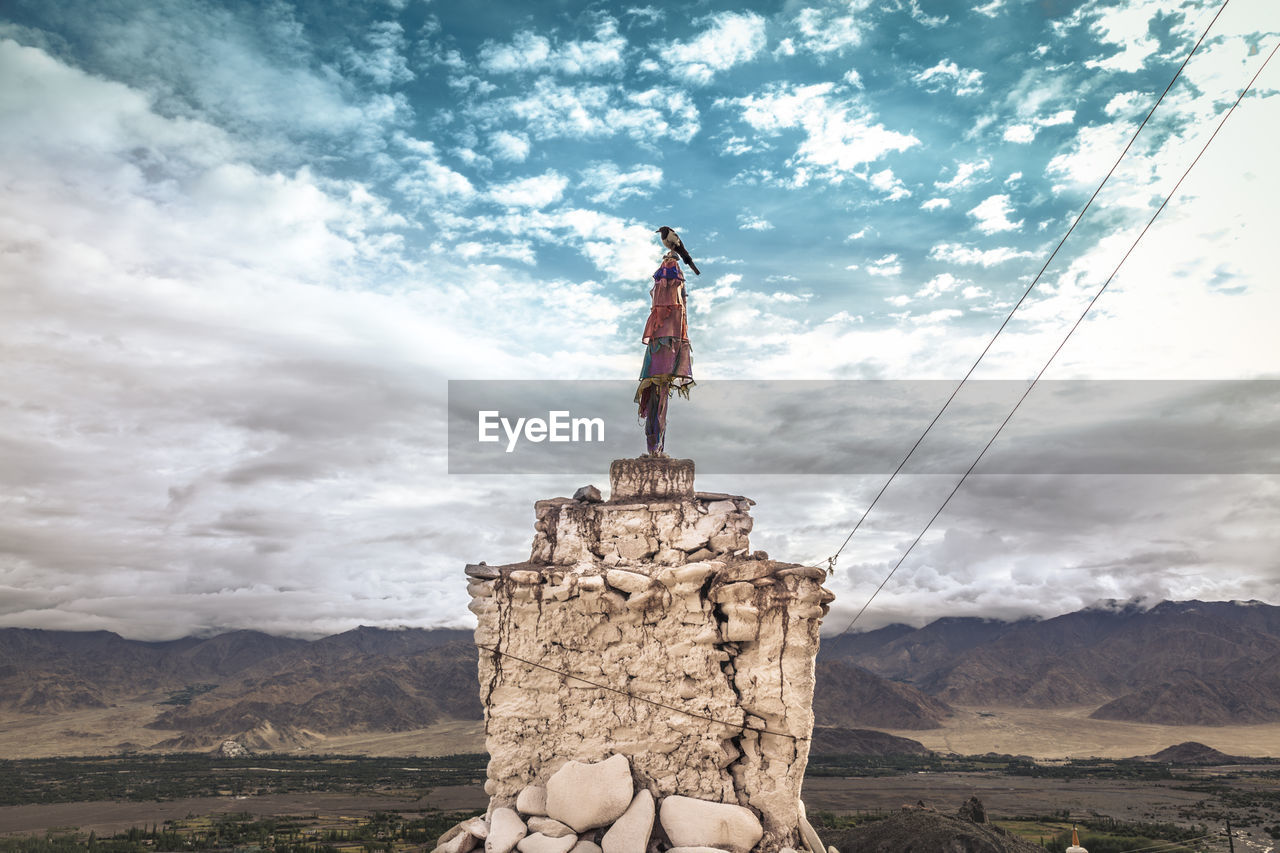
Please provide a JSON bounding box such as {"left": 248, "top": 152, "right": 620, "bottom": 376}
{"left": 609, "top": 457, "right": 695, "bottom": 501}
{"left": 466, "top": 458, "right": 834, "bottom": 853}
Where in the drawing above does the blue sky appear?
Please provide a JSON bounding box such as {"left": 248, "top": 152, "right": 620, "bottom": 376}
{"left": 1, "top": 0, "right": 1277, "bottom": 639}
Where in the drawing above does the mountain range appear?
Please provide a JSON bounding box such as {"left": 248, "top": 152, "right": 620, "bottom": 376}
{"left": 821, "top": 599, "right": 1280, "bottom": 725}
{"left": 2, "top": 599, "right": 1277, "bottom": 755}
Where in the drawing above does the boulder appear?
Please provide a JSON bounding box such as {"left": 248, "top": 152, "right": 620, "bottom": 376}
{"left": 574, "top": 485, "right": 603, "bottom": 503}
{"left": 659, "top": 796, "right": 763, "bottom": 853}
{"left": 799, "top": 816, "right": 825, "bottom": 853}
{"left": 568, "top": 843, "right": 602, "bottom": 853}
{"left": 528, "top": 818, "right": 576, "bottom": 839}
{"left": 601, "top": 790, "right": 655, "bottom": 853}
{"left": 487, "top": 808, "right": 528, "bottom": 853}
{"left": 517, "top": 834, "right": 579, "bottom": 853}
{"left": 605, "top": 569, "right": 653, "bottom": 594}
{"left": 440, "top": 824, "right": 481, "bottom": 850}
{"left": 546, "top": 754, "right": 634, "bottom": 832}
{"left": 518, "top": 785, "right": 549, "bottom": 817}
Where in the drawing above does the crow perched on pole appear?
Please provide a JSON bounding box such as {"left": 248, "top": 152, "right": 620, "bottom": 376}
{"left": 655, "top": 226, "right": 701, "bottom": 275}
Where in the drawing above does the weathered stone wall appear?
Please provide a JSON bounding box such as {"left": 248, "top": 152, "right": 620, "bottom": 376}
{"left": 467, "top": 459, "right": 834, "bottom": 852}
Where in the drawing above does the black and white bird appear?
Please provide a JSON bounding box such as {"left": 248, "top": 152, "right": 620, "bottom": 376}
{"left": 655, "top": 226, "right": 701, "bottom": 275}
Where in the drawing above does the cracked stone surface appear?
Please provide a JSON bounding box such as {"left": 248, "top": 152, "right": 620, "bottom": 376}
{"left": 469, "top": 459, "right": 834, "bottom": 853}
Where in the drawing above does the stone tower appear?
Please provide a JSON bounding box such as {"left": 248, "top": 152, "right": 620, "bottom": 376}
{"left": 465, "top": 458, "right": 834, "bottom": 853}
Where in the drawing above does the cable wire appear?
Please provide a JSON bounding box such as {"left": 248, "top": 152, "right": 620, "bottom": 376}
{"left": 818, "top": 0, "right": 1233, "bottom": 577}
{"left": 836, "top": 35, "right": 1279, "bottom": 636}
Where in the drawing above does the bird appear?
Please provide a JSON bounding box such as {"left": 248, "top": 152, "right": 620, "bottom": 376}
{"left": 655, "top": 226, "right": 701, "bottom": 275}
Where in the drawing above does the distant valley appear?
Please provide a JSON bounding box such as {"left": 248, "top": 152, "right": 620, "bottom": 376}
{"left": 2, "top": 599, "right": 1279, "bottom": 758}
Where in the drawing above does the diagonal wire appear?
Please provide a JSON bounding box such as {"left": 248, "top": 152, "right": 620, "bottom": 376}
{"left": 476, "top": 642, "right": 807, "bottom": 740}
{"left": 836, "top": 35, "right": 1279, "bottom": 636}
{"left": 818, "top": 0, "right": 1233, "bottom": 577}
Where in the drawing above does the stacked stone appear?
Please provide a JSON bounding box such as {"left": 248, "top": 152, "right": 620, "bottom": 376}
{"left": 466, "top": 459, "right": 835, "bottom": 853}
{"left": 434, "top": 754, "right": 816, "bottom": 853}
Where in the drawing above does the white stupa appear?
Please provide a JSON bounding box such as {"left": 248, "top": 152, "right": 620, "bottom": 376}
{"left": 1066, "top": 825, "right": 1088, "bottom": 853}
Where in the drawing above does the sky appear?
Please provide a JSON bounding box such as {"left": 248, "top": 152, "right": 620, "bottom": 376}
{"left": 0, "top": 0, "right": 1277, "bottom": 641}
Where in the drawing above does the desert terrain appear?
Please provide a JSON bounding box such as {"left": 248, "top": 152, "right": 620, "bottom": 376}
{"left": 882, "top": 705, "right": 1280, "bottom": 759}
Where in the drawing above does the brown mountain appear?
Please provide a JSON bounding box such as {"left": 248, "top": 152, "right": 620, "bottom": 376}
{"left": 1091, "top": 652, "right": 1280, "bottom": 724}
{"left": 808, "top": 726, "right": 931, "bottom": 757}
{"left": 826, "top": 803, "right": 1044, "bottom": 853}
{"left": 1140, "top": 741, "right": 1246, "bottom": 764}
{"left": 0, "top": 625, "right": 948, "bottom": 750}
{"left": 5, "top": 598, "right": 1276, "bottom": 750}
{"left": 813, "top": 659, "right": 952, "bottom": 730}
{"left": 823, "top": 600, "right": 1280, "bottom": 723}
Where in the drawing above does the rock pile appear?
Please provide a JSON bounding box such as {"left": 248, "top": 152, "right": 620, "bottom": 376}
{"left": 466, "top": 459, "right": 835, "bottom": 853}
{"left": 436, "top": 754, "right": 790, "bottom": 853}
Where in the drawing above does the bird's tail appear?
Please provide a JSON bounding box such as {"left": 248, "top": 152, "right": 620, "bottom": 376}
{"left": 678, "top": 248, "right": 700, "bottom": 275}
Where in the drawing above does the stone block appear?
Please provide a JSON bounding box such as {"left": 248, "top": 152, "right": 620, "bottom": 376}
{"left": 487, "top": 808, "right": 528, "bottom": 853}
{"left": 609, "top": 458, "right": 694, "bottom": 500}
{"left": 518, "top": 834, "right": 579, "bottom": 853}
{"left": 517, "top": 785, "right": 548, "bottom": 817}
{"left": 601, "top": 789, "right": 655, "bottom": 853}
{"left": 605, "top": 569, "right": 652, "bottom": 594}
{"left": 527, "top": 818, "right": 575, "bottom": 838}
{"left": 659, "top": 796, "right": 763, "bottom": 853}
{"left": 546, "top": 754, "right": 634, "bottom": 832}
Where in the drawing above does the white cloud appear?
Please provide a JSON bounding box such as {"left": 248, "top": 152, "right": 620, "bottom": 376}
{"left": 792, "top": 3, "right": 871, "bottom": 55}
{"left": 1005, "top": 172, "right": 1023, "bottom": 185}
{"left": 1003, "top": 108, "right": 1075, "bottom": 144}
{"left": 929, "top": 242, "right": 1035, "bottom": 266}
{"left": 962, "top": 285, "right": 992, "bottom": 299}
{"left": 1044, "top": 120, "right": 1131, "bottom": 191}
{"left": 579, "top": 162, "right": 663, "bottom": 204}
{"left": 921, "top": 197, "right": 950, "bottom": 211}
{"left": 886, "top": 294, "right": 912, "bottom": 307}
{"left": 869, "top": 168, "right": 911, "bottom": 200}
{"left": 691, "top": 272, "right": 742, "bottom": 315}
{"left": 968, "top": 193, "right": 1023, "bottom": 234}
{"left": 669, "top": 12, "right": 767, "bottom": 84}
{"left": 471, "top": 79, "right": 700, "bottom": 144}
{"left": 847, "top": 228, "right": 868, "bottom": 240}
{"left": 733, "top": 83, "right": 920, "bottom": 185}
{"left": 1084, "top": 0, "right": 1166, "bottom": 72}
{"left": 916, "top": 272, "right": 963, "bottom": 299}
{"left": 488, "top": 171, "right": 568, "bottom": 209}
{"left": 396, "top": 160, "right": 476, "bottom": 205}
{"left": 934, "top": 159, "right": 990, "bottom": 190}
{"left": 908, "top": 0, "right": 948, "bottom": 27}
{"left": 1003, "top": 123, "right": 1036, "bottom": 143}
{"left": 624, "top": 7, "right": 661, "bottom": 26}
{"left": 867, "top": 254, "right": 902, "bottom": 277}
{"left": 1104, "top": 90, "right": 1146, "bottom": 117}
{"left": 738, "top": 214, "right": 774, "bottom": 231}
{"left": 344, "top": 21, "right": 413, "bottom": 86}
{"left": 1038, "top": 109, "right": 1075, "bottom": 127}
{"left": 478, "top": 18, "right": 625, "bottom": 76}
{"left": 489, "top": 131, "right": 531, "bottom": 162}
{"left": 912, "top": 59, "right": 984, "bottom": 95}
{"left": 910, "top": 307, "right": 962, "bottom": 325}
